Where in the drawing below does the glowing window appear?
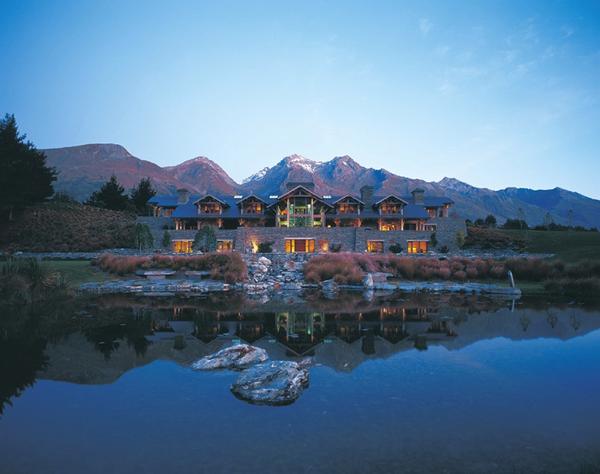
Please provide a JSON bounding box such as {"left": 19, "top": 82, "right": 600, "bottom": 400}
{"left": 172, "top": 240, "right": 193, "bottom": 254}
{"left": 367, "top": 240, "right": 384, "bottom": 253}
{"left": 407, "top": 240, "right": 428, "bottom": 254}
{"left": 217, "top": 239, "right": 233, "bottom": 252}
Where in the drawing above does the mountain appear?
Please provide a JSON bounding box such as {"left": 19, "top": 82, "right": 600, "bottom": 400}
{"left": 43, "top": 144, "right": 600, "bottom": 228}
{"left": 43, "top": 144, "right": 238, "bottom": 200}
{"left": 163, "top": 156, "right": 238, "bottom": 195}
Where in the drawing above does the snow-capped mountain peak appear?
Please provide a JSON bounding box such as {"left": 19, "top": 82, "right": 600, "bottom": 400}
{"left": 243, "top": 166, "right": 270, "bottom": 184}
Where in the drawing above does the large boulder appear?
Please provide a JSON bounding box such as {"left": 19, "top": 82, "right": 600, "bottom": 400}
{"left": 191, "top": 344, "right": 268, "bottom": 370}
{"left": 231, "top": 360, "right": 310, "bottom": 405}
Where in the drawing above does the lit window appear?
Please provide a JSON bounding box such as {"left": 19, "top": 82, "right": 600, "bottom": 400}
{"left": 172, "top": 240, "right": 193, "bottom": 253}
{"left": 407, "top": 240, "right": 428, "bottom": 254}
{"left": 367, "top": 240, "right": 384, "bottom": 253}
{"left": 217, "top": 239, "right": 233, "bottom": 252}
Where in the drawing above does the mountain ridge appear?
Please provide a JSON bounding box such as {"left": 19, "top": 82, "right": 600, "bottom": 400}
{"left": 42, "top": 144, "right": 600, "bottom": 228}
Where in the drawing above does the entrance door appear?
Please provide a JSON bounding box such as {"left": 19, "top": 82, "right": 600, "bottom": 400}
{"left": 285, "top": 238, "right": 316, "bottom": 253}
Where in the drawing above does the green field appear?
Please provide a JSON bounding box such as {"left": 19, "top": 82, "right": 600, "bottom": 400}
{"left": 41, "top": 260, "right": 117, "bottom": 286}
{"left": 501, "top": 229, "right": 600, "bottom": 262}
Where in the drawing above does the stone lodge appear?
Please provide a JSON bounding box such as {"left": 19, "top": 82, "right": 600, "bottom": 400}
{"left": 145, "top": 182, "right": 465, "bottom": 254}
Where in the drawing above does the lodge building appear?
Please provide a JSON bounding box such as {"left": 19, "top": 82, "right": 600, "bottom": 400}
{"left": 146, "top": 182, "right": 464, "bottom": 254}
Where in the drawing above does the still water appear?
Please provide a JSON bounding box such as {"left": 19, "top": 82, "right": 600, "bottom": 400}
{"left": 1, "top": 292, "right": 600, "bottom": 474}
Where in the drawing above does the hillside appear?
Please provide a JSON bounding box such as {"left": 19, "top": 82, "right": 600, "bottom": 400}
{"left": 0, "top": 202, "right": 136, "bottom": 252}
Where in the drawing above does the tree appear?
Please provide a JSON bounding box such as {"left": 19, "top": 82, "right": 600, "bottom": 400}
{"left": 484, "top": 214, "right": 497, "bottom": 228}
{"left": 502, "top": 218, "right": 529, "bottom": 230}
{"left": 192, "top": 226, "right": 217, "bottom": 252}
{"left": 456, "top": 230, "right": 466, "bottom": 248}
{"left": 86, "top": 175, "right": 130, "bottom": 211}
{"left": 429, "top": 232, "right": 438, "bottom": 248}
{"left": 162, "top": 230, "right": 172, "bottom": 249}
{"left": 134, "top": 223, "right": 154, "bottom": 251}
{"left": 130, "top": 178, "right": 156, "bottom": 215}
{"left": 0, "top": 114, "right": 56, "bottom": 220}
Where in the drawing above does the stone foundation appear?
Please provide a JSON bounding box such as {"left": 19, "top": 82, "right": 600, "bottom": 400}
{"left": 139, "top": 216, "right": 467, "bottom": 254}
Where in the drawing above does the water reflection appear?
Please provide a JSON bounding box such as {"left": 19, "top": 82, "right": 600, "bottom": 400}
{"left": 1, "top": 292, "right": 600, "bottom": 413}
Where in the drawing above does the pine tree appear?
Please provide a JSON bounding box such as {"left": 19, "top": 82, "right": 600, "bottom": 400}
{"left": 86, "top": 175, "right": 130, "bottom": 211}
{"left": 134, "top": 223, "right": 154, "bottom": 251}
{"left": 0, "top": 114, "right": 56, "bottom": 220}
{"left": 162, "top": 229, "right": 172, "bottom": 249}
{"left": 130, "top": 178, "right": 156, "bottom": 215}
{"left": 192, "top": 226, "right": 217, "bottom": 252}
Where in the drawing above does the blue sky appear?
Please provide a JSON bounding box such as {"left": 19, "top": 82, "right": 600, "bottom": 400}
{"left": 2, "top": 0, "right": 599, "bottom": 197}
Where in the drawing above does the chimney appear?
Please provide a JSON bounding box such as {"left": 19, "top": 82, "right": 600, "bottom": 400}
{"left": 360, "top": 185, "right": 374, "bottom": 207}
{"left": 177, "top": 188, "right": 190, "bottom": 204}
{"left": 411, "top": 188, "right": 425, "bottom": 205}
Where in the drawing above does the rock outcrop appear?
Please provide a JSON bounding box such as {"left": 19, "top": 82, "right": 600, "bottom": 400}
{"left": 191, "top": 344, "right": 268, "bottom": 370}
{"left": 231, "top": 360, "right": 310, "bottom": 405}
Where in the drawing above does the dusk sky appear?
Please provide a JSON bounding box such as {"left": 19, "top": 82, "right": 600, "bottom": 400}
{"left": 2, "top": 0, "right": 599, "bottom": 197}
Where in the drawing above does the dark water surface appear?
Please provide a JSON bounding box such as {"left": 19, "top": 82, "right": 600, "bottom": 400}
{"left": 1, "top": 292, "right": 600, "bottom": 474}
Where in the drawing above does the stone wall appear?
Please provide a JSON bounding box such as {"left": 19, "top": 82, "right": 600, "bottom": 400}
{"left": 137, "top": 216, "right": 466, "bottom": 253}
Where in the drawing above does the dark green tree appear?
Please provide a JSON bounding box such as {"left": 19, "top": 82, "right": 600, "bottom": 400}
{"left": 86, "top": 175, "right": 130, "bottom": 211}
{"left": 192, "top": 226, "right": 217, "bottom": 252}
{"left": 430, "top": 232, "right": 438, "bottom": 248}
{"left": 134, "top": 223, "right": 154, "bottom": 251}
{"left": 0, "top": 114, "right": 56, "bottom": 220}
{"left": 130, "top": 177, "right": 156, "bottom": 215}
{"left": 484, "top": 214, "right": 497, "bottom": 227}
{"left": 162, "top": 229, "right": 172, "bottom": 249}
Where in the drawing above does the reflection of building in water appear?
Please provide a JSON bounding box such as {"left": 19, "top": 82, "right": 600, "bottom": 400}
{"left": 137, "top": 302, "right": 460, "bottom": 357}
{"left": 274, "top": 312, "right": 325, "bottom": 356}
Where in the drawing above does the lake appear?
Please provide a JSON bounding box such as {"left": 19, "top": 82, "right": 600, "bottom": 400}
{"left": 1, "top": 292, "right": 600, "bottom": 474}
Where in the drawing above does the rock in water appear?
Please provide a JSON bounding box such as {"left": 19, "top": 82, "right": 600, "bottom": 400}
{"left": 231, "top": 360, "right": 310, "bottom": 405}
{"left": 191, "top": 344, "right": 268, "bottom": 370}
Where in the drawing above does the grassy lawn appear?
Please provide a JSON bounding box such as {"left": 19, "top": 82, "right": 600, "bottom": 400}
{"left": 41, "top": 260, "right": 117, "bottom": 286}
{"left": 501, "top": 230, "right": 600, "bottom": 262}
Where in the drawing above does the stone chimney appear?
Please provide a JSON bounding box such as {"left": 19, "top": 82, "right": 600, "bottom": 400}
{"left": 177, "top": 188, "right": 190, "bottom": 204}
{"left": 360, "top": 185, "right": 374, "bottom": 207}
{"left": 411, "top": 188, "right": 425, "bottom": 205}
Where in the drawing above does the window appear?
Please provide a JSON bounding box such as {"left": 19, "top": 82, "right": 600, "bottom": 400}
{"left": 318, "top": 239, "right": 329, "bottom": 252}
{"left": 285, "top": 238, "right": 316, "bottom": 253}
{"left": 217, "top": 239, "right": 233, "bottom": 252}
{"left": 172, "top": 240, "right": 193, "bottom": 253}
{"left": 367, "top": 240, "right": 384, "bottom": 253}
{"left": 380, "top": 221, "right": 402, "bottom": 231}
{"left": 407, "top": 240, "right": 428, "bottom": 254}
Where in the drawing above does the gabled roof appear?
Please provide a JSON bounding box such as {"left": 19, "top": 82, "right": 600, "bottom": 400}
{"left": 332, "top": 194, "right": 365, "bottom": 205}
{"left": 373, "top": 194, "right": 409, "bottom": 206}
{"left": 267, "top": 185, "right": 333, "bottom": 208}
{"left": 193, "top": 194, "right": 229, "bottom": 206}
{"left": 236, "top": 193, "right": 269, "bottom": 205}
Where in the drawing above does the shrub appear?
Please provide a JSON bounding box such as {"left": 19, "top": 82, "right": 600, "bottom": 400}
{"left": 95, "top": 253, "right": 247, "bottom": 282}
{"left": 257, "top": 241, "right": 274, "bottom": 253}
{"left": 388, "top": 243, "right": 403, "bottom": 254}
{"left": 439, "top": 245, "right": 449, "bottom": 253}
